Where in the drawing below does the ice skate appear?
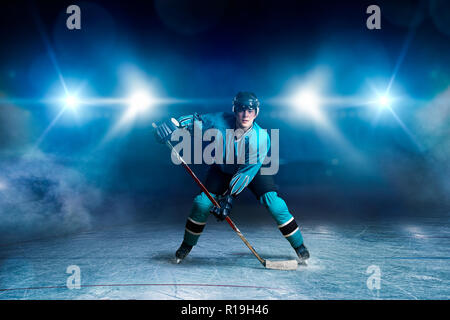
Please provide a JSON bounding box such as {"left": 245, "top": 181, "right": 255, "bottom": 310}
{"left": 175, "top": 242, "right": 193, "bottom": 264}
{"left": 295, "top": 243, "right": 310, "bottom": 265}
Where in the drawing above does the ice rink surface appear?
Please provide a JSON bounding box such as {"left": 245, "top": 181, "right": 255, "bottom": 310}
{"left": 0, "top": 216, "right": 449, "bottom": 300}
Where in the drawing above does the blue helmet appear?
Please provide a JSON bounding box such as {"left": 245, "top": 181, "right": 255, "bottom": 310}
{"left": 232, "top": 92, "right": 260, "bottom": 115}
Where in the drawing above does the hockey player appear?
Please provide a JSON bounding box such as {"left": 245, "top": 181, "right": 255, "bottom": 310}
{"left": 154, "top": 92, "right": 310, "bottom": 264}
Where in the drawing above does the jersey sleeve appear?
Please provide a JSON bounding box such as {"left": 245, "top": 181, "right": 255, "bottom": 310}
{"left": 228, "top": 130, "right": 271, "bottom": 197}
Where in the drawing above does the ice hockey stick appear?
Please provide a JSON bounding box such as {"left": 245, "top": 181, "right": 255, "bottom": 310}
{"left": 153, "top": 122, "right": 298, "bottom": 270}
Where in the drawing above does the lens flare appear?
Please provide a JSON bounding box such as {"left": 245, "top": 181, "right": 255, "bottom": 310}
{"left": 65, "top": 95, "right": 79, "bottom": 109}
{"left": 128, "top": 91, "right": 153, "bottom": 113}
{"left": 291, "top": 87, "right": 325, "bottom": 124}
{"left": 294, "top": 89, "right": 321, "bottom": 110}
{"left": 378, "top": 95, "right": 391, "bottom": 108}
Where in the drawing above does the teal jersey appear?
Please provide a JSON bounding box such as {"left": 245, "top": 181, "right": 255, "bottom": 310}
{"left": 177, "top": 112, "right": 270, "bottom": 196}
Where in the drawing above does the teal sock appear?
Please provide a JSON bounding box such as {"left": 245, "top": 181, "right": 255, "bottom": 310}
{"left": 183, "top": 192, "right": 216, "bottom": 246}
{"left": 260, "top": 191, "right": 304, "bottom": 248}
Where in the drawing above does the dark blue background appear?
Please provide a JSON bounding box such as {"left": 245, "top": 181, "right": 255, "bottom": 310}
{"left": 0, "top": 0, "right": 449, "bottom": 241}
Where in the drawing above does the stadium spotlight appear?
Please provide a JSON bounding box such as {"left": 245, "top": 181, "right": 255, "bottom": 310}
{"left": 65, "top": 95, "right": 79, "bottom": 109}
{"left": 289, "top": 86, "right": 327, "bottom": 125}
{"left": 293, "top": 88, "right": 321, "bottom": 110}
{"left": 128, "top": 90, "right": 153, "bottom": 113}
{"left": 378, "top": 95, "right": 391, "bottom": 108}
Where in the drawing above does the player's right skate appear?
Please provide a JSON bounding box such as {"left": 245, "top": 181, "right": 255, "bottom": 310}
{"left": 175, "top": 242, "right": 193, "bottom": 264}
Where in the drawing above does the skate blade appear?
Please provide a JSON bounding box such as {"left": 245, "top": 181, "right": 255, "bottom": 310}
{"left": 175, "top": 258, "right": 182, "bottom": 264}
{"left": 298, "top": 259, "right": 308, "bottom": 266}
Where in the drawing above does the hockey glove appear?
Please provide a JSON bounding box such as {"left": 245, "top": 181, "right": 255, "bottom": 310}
{"left": 210, "top": 194, "right": 234, "bottom": 221}
{"left": 154, "top": 118, "right": 179, "bottom": 144}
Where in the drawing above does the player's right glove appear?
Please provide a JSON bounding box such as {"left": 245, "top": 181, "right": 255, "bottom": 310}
{"left": 154, "top": 118, "right": 179, "bottom": 144}
{"left": 210, "top": 194, "right": 234, "bottom": 221}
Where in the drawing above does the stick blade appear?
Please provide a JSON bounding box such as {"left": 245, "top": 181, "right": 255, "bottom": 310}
{"left": 265, "top": 259, "right": 298, "bottom": 270}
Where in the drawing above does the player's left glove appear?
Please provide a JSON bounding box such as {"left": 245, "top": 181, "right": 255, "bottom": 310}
{"left": 210, "top": 194, "right": 234, "bottom": 221}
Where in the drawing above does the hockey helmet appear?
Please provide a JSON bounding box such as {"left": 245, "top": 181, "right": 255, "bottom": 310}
{"left": 232, "top": 91, "right": 260, "bottom": 116}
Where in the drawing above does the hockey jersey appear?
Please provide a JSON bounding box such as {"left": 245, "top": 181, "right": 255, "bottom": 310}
{"left": 176, "top": 112, "right": 270, "bottom": 196}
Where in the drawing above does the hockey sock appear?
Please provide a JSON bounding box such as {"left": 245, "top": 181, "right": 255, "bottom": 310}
{"left": 260, "top": 191, "right": 304, "bottom": 248}
{"left": 183, "top": 192, "right": 217, "bottom": 246}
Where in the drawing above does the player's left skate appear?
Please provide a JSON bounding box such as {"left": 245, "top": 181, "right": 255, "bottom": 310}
{"left": 295, "top": 243, "right": 310, "bottom": 265}
{"left": 175, "top": 242, "right": 193, "bottom": 264}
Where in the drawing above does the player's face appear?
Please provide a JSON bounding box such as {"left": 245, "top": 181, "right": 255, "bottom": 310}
{"left": 235, "top": 108, "right": 257, "bottom": 130}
